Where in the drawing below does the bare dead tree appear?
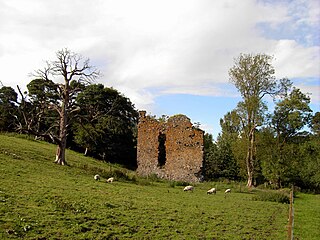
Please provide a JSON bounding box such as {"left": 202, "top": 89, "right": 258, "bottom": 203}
{"left": 32, "top": 48, "right": 100, "bottom": 165}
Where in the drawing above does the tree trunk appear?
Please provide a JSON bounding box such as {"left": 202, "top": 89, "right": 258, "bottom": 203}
{"left": 246, "top": 127, "right": 255, "bottom": 188}
{"left": 54, "top": 144, "right": 66, "bottom": 165}
{"left": 246, "top": 150, "right": 253, "bottom": 187}
{"left": 54, "top": 100, "right": 68, "bottom": 165}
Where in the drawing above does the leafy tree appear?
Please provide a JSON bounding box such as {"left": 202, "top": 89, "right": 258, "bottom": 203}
{"left": 258, "top": 127, "right": 285, "bottom": 187}
{"left": 15, "top": 79, "right": 60, "bottom": 138}
{"left": 272, "top": 87, "right": 312, "bottom": 143}
{"left": 203, "top": 133, "right": 218, "bottom": 180}
{"left": 31, "top": 48, "right": 99, "bottom": 165}
{"left": 73, "top": 84, "right": 138, "bottom": 168}
{"left": 298, "top": 136, "right": 320, "bottom": 192}
{"left": 261, "top": 87, "right": 312, "bottom": 188}
{"left": 229, "top": 53, "right": 289, "bottom": 187}
{"left": 219, "top": 110, "right": 241, "bottom": 138}
{"left": 203, "top": 135, "right": 240, "bottom": 181}
{"left": 0, "top": 86, "right": 18, "bottom": 131}
{"left": 310, "top": 112, "right": 320, "bottom": 135}
{"left": 216, "top": 135, "right": 240, "bottom": 180}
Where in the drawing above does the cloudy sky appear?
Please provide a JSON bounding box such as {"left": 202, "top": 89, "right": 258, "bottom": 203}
{"left": 1, "top": 0, "right": 319, "bottom": 138}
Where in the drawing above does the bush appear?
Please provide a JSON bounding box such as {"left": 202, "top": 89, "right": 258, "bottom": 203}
{"left": 146, "top": 173, "right": 162, "bottom": 182}
{"left": 169, "top": 181, "right": 191, "bottom": 188}
{"left": 252, "top": 190, "right": 290, "bottom": 204}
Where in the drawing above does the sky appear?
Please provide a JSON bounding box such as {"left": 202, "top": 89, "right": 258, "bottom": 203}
{"left": 0, "top": 0, "right": 319, "bottom": 139}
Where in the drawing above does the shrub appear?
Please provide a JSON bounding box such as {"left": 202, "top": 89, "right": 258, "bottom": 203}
{"left": 169, "top": 181, "right": 190, "bottom": 188}
{"left": 252, "top": 190, "right": 290, "bottom": 204}
{"left": 146, "top": 173, "right": 162, "bottom": 182}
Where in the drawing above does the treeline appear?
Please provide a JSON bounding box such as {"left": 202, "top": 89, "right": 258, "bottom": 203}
{"left": 0, "top": 82, "right": 138, "bottom": 168}
{"left": 0, "top": 49, "right": 319, "bottom": 192}
{"left": 203, "top": 53, "right": 320, "bottom": 192}
{"left": 204, "top": 111, "right": 320, "bottom": 192}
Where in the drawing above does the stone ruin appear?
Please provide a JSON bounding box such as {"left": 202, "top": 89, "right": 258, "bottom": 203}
{"left": 136, "top": 111, "right": 204, "bottom": 182}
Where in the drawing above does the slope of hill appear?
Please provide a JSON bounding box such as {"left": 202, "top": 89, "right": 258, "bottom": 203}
{"left": 0, "top": 134, "right": 291, "bottom": 239}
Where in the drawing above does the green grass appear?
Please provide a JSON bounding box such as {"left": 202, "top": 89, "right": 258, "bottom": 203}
{"left": 294, "top": 193, "right": 320, "bottom": 240}
{"left": 0, "top": 133, "right": 296, "bottom": 239}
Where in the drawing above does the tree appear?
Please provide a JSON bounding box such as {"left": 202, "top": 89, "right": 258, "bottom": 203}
{"left": 73, "top": 84, "right": 138, "bottom": 168}
{"left": 15, "top": 79, "right": 60, "bottom": 137}
{"left": 203, "top": 113, "right": 241, "bottom": 181}
{"left": 203, "top": 133, "right": 218, "bottom": 180}
{"left": 229, "top": 53, "right": 289, "bottom": 187}
{"left": 264, "top": 87, "right": 313, "bottom": 188}
{"left": 0, "top": 86, "right": 18, "bottom": 131}
{"left": 32, "top": 48, "right": 99, "bottom": 165}
{"left": 219, "top": 110, "right": 246, "bottom": 180}
{"left": 272, "top": 87, "right": 312, "bottom": 143}
{"left": 298, "top": 135, "right": 320, "bottom": 192}
{"left": 310, "top": 112, "right": 320, "bottom": 136}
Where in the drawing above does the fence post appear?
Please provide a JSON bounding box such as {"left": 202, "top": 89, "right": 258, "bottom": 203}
{"left": 288, "top": 186, "right": 294, "bottom": 240}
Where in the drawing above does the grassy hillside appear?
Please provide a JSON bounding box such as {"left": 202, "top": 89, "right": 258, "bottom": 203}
{"left": 0, "top": 134, "right": 313, "bottom": 239}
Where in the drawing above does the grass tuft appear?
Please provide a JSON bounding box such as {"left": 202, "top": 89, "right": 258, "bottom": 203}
{"left": 252, "top": 190, "right": 290, "bottom": 204}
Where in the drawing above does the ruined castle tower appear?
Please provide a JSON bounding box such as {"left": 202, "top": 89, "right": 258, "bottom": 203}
{"left": 136, "top": 111, "right": 204, "bottom": 182}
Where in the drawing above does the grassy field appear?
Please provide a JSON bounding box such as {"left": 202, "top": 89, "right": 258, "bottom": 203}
{"left": 0, "top": 133, "right": 315, "bottom": 239}
{"left": 294, "top": 193, "right": 320, "bottom": 240}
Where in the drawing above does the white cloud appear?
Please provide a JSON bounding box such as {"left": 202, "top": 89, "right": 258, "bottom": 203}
{"left": 0, "top": 0, "right": 319, "bottom": 112}
{"left": 272, "top": 40, "right": 320, "bottom": 78}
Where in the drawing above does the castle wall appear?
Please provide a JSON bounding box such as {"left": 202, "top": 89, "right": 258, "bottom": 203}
{"left": 136, "top": 111, "right": 204, "bottom": 182}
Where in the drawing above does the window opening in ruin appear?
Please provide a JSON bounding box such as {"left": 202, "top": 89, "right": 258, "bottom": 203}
{"left": 158, "top": 133, "right": 166, "bottom": 168}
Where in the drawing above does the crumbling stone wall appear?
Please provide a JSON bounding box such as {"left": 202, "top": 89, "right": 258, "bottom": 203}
{"left": 137, "top": 111, "right": 204, "bottom": 182}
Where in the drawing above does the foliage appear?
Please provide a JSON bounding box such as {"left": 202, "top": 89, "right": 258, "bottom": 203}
{"left": 310, "top": 111, "right": 320, "bottom": 135}
{"left": 228, "top": 53, "right": 290, "bottom": 187}
{"left": 0, "top": 66, "right": 138, "bottom": 169}
{"left": 272, "top": 87, "right": 312, "bottom": 142}
{"left": 219, "top": 110, "right": 248, "bottom": 179}
{"left": 252, "top": 190, "right": 290, "bottom": 204}
{"left": 73, "top": 84, "right": 138, "bottom": 168}
{"left": 203, "top": 133, "right": 240, "bottom": 181}
{"left": 0, "top": 86, "right": 18, "bottom": 132}
{"left": 258, "top": 128, "right": 281, "bottom": 185}
{"left": 296, "top": 136, "right": 320, "bottom": 192}
{"left": 260, "top": 87, "right": 314, "bottom": 188}
{"left": 16, "top": 78, "right": 60, "bottom": 138}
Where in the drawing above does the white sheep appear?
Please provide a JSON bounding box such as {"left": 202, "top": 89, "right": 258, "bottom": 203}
{"left": 94, "top": 174, "right": 100, "bottom": 181}
{"left": 207, "top": 187, "right": 216, "bottom": 194}
{"left": 107, "top": 177, "right": 114, "bottom": 183}
{"left": 183, "top": 185, "right": 194, "bottom": 191}
{"left": 225, "top": 188, "right": 231, "bottom": 194}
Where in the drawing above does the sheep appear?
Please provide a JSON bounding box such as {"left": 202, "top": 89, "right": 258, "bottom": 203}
{"left": 94, "top": 174, "right": 100, "bottom": 181}
{"left": 183, "top": 185, "right": 194, "bottom": 191}
{"left": 225, "top": 188, "right": 231, "bottom": 194}
{"left": 107, "top": 177, "right": 114, "bottom": 183}
{"left": 207, "top": 187, "right": 216, "bottom": 194}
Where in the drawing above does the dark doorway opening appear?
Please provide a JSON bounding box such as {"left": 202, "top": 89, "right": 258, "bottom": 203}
{"left": 158, "top": 133, "right": 166, "bottom": 168}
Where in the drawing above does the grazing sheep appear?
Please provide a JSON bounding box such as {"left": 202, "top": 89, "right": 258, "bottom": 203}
{"left": 207, "top": 187, "right": 216, "bottom": 194}
{"left": 225, "top": 188, "right": 231, "bottom": 194}
{"left": 94, "top": 174, "right": 100, "bottom": 181}
{"left": 183, "top": 185, "right": 194, "bottom": 191}
{"left": 107, "top": 177, "right": 114, "bottom": 183}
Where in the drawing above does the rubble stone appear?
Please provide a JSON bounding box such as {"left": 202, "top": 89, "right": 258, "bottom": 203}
{"left": 137, "top": 111, "right": 204, "bottom": 182}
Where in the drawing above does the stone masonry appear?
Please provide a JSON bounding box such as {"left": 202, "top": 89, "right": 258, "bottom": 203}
{"left": 137, "top": 111, "right": 204, "bottom": 182}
